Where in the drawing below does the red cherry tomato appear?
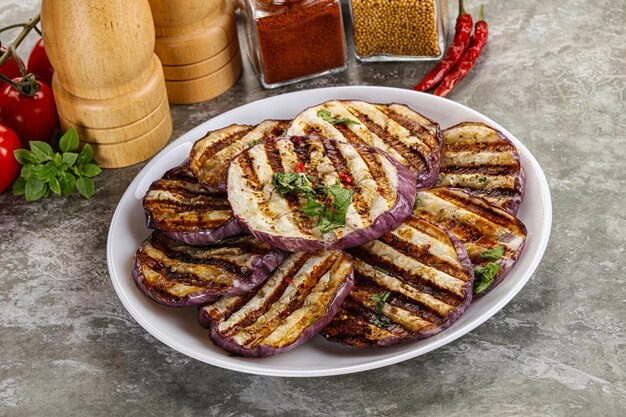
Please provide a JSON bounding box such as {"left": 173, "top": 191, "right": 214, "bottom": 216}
{"left": 27, "top": 38, "right": 54, "bottom": 86}
{"left": 0, "top": 123, "right": 22, "bottom": 193}
{"left": 0, "top": 78, "right": 58, "bottom": 146}
{"left": 0, "top": 47, "right": 24, "bottom": 88}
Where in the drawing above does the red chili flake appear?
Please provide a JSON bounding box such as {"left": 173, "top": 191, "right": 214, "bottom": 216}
{"left": 377, "top": 187, "right": 383, "bottom": 194}
{"left": 279, "top": 310, "right": 291, "bottom": 319}
{"left": 294, "top": 162, "right": 304, "bottom": 173}
{"left": 331, "top": 207, "right": 336, "bottom": 214}
{"left": 339, "top": 172, "right": 353, "bottom": 186}
{"left": 292, "top": 136, "right": 304, "bottom": 145}
{"left": 285, "top": 276, "right": 293, "bottom": 284}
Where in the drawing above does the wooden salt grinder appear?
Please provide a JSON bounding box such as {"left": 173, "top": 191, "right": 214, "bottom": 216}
{"left": 41, "top": 0, "right": 173, "bottom": 168}
{"left": 148, "top": 0, "right": 242, "bottom": 104}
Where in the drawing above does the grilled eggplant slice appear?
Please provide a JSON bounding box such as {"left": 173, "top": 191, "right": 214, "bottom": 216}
{"left": 143, "top": 164, "right": 242, "bottom": 246}
{"left": 199, "top": 250, "right": 354, "bottom": 357}
{"left": 437, "top": 122, "right": 525, "bottom": 214}
{"left": 321, "top": 216, "right": 473, "bottom": 348}
{"left": 189, "top": 120, "right": 289, "bottom": 192}
{"left": 227, "top": 136, "right": 416, "bottom": 252}
{"left": 132, "top": 232, "right": 287, "bottom": 307}
{"left": 413, "top": 187, "right": 527, "bottom": 296}
{"left": 286, "top": 100, "right": 442, "bottom": 188}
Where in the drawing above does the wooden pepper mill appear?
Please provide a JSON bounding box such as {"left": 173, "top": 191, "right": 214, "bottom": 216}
{"left": 41, "top": 0, "right": 173, "bottom": 168}
{"left": 148, "top": 0, "right": 242, "bottom": 104}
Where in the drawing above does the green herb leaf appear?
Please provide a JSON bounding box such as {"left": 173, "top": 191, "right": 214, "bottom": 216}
{"left": 80, "top": 163, "right": 102, "bottom": 178}
{"left": 479, "top": 246, "right": 505, "bottom": 260}
{"left": 318, "top": 181, "right": 353, "bottom": 233}
{"left": 58, "top": 171, "right": 76, "bottom": 195}
{"left": 38, "top": 161, "right": 58, "bottom": 181}
{"left": 478, "top": 176, "right": 488, "bottom": 183}
{"left": 300, "top": 198, "right": 325, "bottom": 217}
{"left": 373, "top": 266, "right": 388, "bottom": 274}
{"left": 59, "top": 127, "right": 80, "bottom": 152}
{"left": 413, "top": 197, "right": 421, "bottom": 210}
{"left": 62, "top": 152, "right": 78, "bottom": 166}
{"left": 272, "top": 172, "right": 314, "bottom": 195}
{"left": 370, "top": 291, "right": 392, "bottom": 328}
{"left": 317, "top": 109, "right": 360, "bottom": 126}
{"left": 25, "top": 178, "right": 47, "bottom": 202}
{"left": 473, "top": 262, "right": 500, "bottom": 294}
{"left": 48, "top": 177, "right": 61, "bottom": 195}
{"left": 77, "top": 143, "right": 94, "bottom": 166}
{"left": 247, "top": 139, "right": 262, "bottom": 147}
{"left": 14, "top": 149, "right": 36, "bottom": 165}
{"left": 12, "top": 177, "right": 26, "bottom": 196}
{"left": 30, "top": 141, "right": 54, "bottom": 163}
{"left": 76, "top": 177, "right": 95, "bottom": 199}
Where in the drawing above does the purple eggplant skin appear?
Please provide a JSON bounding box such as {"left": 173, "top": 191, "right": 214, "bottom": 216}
{"left": 209, "top": 269, "right": 355, "bottom": 358}
{"left": 229, "top": 139, "right": 417, "bottom": 252}
{"left": 475, "top": 232, "right": 527, "bottom": 298}
{"left": 416, "top": 120, "right": 443, "bottom": 189}
{"left": 132, "top": 234, "right": 288, "bottom": 308}
{"left": 146, "top": 216, "right": 244, "bottom": 247}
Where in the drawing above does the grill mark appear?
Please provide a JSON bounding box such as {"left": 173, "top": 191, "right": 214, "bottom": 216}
{"left": 357, "top": 147, "right": 393, "bottom": 202}
{"left": 237, "top": 151, "right": 263, "bottom": 192}
{"left": 432, "top": 188, "right": 523, "bottom": 230}
{"left": 320, "top": 141, "right": 371, "bottom": 220}
{"left": 197, "top": 127, "right": 253, "bottom": 167}
{"left": 145, "top": 242, "right": 246, "bottom": 273}
{"left": 443, "top": 142, "right": 514, "bottom": 154}
{"left": 145, "top": 191, "right": 231, "bottom": 210}
{"left": 333, "top": 123, "right": 367, "bottom": 145}
{"left": 147, "top": 184, "right": 217, "bottom": 200}
{"left": 152, "top": 233, "right": 270, "bottom": 255}
{"left": 439, "top": 165, "right": 520, "bottom": 176}
{"left": 161, "top": 166, "right": 194, "bottom": 181}
{"left": 378, "top": 227, "right": 468, "bottom": 282}
{"left": 413, "top": 207, "right": 502, "bottom": 246}
{"left": 348, "top": 246, "right": 464, "bottom": 307}
{"left": 477, "top": 187, "right": 520, "bottom": 198}
{"left": 149, "top": 214, "right": 231, "bottom": 231}
{"left": 380, "top": 107, "right": 439, "bottom": 151}
{"left": 222, "top": 254, "right": 311, "bottom": 335}
{"left": 241, "top": 253, "right": 341, "bottom": 347}
{"left": 303, "top": 125, "right": 325, "bottom": 137}
{"left": 355, "top": 274, "right": 445, "bottom": 324}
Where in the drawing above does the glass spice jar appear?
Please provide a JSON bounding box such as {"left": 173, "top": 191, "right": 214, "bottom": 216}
{"left": 241, "top": 0, "right": 347, "bottom": 88}
{"left": 348, "top": 0, "right": 448, "bottom": 62}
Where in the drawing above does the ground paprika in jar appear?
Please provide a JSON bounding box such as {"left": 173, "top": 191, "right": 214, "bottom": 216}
{"left": 242, "top": 0, "right": 347, "bottom": 88}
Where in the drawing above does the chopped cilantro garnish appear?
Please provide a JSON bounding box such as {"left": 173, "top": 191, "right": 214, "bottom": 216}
{"left": 317, "top": 109, "right": 360, "bottom": 126}
{"left": 272, "top": 173, "right": 353, "bottom": 234}
{"left": 370, "top": 291, "right": 392, "bottom": 328}
{"left": 479, "top": 246, "right": 505, "bottom": 260}
{"left": 473, "top": 262, "right": 500, "bottom": 294}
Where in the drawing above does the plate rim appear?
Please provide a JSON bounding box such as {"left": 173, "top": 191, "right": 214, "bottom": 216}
{"left": 107, "top": 85, "right": 552, "bottom": 377}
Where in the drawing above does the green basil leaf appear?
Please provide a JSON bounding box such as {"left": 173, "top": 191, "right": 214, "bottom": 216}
{"left": 272, "top": 172, "right": 313, "bottom": 195}
{"left": 300, "top": 198, "right": 325, "bottom": 217}
{"left": 25, "top": 178, "right": 47, "bottom": 202}
{"left": 479, "top": 246, "right": 505, "bottom": 260}
{"left": 21, "top": 164, "right": 35, "bottom": 179}
{"left": 76, "top": 176, "right": 94, "bottom": 199}
{"left": 58, "top": 171, "right": 76, "bottom": 195}
{"left": 30, "top": 141, "right": 54, "bottom": 163}
{"left": 59, "top": 127, "right": 79, "bottom": 152}
{"left": 77, "top": 143, "right": 94, "bottom": 166}
{"left": 48, "top": 176, "right": 61, "bottom": 194}
{"left": 317, "top": 109, "right": 360, "bottom": 126}
{"left": 12, "top": 177, "right": 26, "bottom": 196}
{"left": 80, "top": 163, "right": 101, "bottom": 178}
{"left": 53, "top": 152, "right": 63, "bottom": 167}
{"left": 473, "top": 262, "right": 500, "bottom": 294}
{"left": 13, "top": 149, "right": 36, "bottom": 165}
{"left": 37, "top": 162, "right": 58, "bottom": 181}
{"left": 62, "top": 152, "right": 79, "bottom": 166}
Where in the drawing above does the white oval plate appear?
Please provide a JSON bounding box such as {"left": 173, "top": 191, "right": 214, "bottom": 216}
{"left": 107, "top": 86, "right": 552, "bottom": 377}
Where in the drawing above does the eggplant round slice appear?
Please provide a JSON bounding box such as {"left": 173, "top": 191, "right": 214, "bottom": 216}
{"left": 413, "top": 187, "right": 527, "bottom": 296}
{"left": 286, "top": 100, "right": 442, "bottom": 188}
{"left": 132, "top": 231, "right": 287, "bottom": 307}
{"left": 189, "top": 120, "right": 289, "bottom": 192}
{"left": 321, "top": 216, "right": 474, "bottom": 348}
{"left": 227, "top": 136, "right": 417, "bottom": 252}
{"left": 143, "top": 164, "right": 243, "bottom": 246}
{"left": 437, "top": 122, "right": 525, "bottom": 215}
{"left": 199, "top": 250, "right": 354, "bottom": 357}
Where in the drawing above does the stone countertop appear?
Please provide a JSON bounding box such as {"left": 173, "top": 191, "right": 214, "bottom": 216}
{"left": 1, "top": 1, "right": 625, "bottom": 416}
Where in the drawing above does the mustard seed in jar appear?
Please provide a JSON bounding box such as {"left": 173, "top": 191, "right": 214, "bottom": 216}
{"left": 349, "top": 0, "right": 448, "bottom": 61}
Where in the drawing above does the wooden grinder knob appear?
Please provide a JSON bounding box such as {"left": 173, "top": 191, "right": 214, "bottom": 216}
{"left": 41, "top": 0, "right": 172, "bottom": 168}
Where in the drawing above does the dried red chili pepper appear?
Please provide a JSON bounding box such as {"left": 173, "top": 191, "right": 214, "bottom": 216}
{"left": 434, "top": 5, "right": 489, "bottom": 98}
{"left": 412, "top": 0, "right": 473, "bottom": 92}
{"left": 294, "top": 162, "right": 304, "bottom": 173}
{"left": 339, "top": 172, "right": 352, "bottom": 186}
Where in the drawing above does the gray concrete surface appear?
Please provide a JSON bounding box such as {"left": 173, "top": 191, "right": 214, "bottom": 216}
{"left": 1, "top": 0, "right": 625, "bottom": 416}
